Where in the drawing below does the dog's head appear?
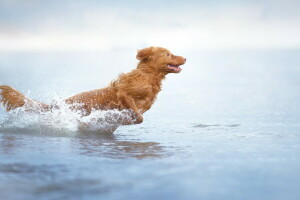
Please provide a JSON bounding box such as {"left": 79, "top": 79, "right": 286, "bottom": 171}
{"left": 136, "top": 47, "right": 186, "bottom": 74}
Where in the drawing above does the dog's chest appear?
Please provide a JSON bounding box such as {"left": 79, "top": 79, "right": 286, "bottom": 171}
{"left": 134, "top": 84, "right": 160, "bottom": 113}
{"left": 135, "top": 96, "right": 156, "bottom": 113}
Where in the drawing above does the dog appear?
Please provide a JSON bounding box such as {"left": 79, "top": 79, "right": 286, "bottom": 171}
{"left": 0, "top": 47, "right": 186, "bottom": 127}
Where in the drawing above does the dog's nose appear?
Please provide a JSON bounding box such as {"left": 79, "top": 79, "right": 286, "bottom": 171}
{"left": 184, "top": 58, "right": 187, "bottom": 62}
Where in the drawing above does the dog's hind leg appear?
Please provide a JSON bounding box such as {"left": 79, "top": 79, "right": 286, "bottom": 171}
{"left": 0, "top": 85, "right": 50, "bottom": 112}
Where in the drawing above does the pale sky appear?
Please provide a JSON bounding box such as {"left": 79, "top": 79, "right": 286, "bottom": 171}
{"left": 0, "top": 0, "right": 299, "bottom": 51}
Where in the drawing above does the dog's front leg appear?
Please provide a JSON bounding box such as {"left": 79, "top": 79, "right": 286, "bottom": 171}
{"left": 119, "top": 95, "right": 143, "bottom": 125}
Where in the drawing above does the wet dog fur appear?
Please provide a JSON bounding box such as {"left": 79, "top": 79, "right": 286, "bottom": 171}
{"left": 0, "top": 47, "right": 186, "bottom": 126}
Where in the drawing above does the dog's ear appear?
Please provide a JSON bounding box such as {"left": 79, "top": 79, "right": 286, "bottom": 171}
{"left": 136, "top": 47, "right": 153, "bottom": 60}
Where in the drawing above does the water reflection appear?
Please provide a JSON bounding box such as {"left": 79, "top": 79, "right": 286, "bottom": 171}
{"left": 0, "top": 135, "right": 22, "bottom": 155}
{"left": 0, "top": 132, "right": 169, "bottom": 159}
{"left": 192, "top": 124, "right": 241, "bottom": 128}
{"left": 71, "top": 134, "right": 167, "bottom": 159}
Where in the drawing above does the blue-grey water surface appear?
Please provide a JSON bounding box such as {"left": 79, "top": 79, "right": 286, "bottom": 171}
{"left": 0, "top": 49, "right": 300, "bottom": 200}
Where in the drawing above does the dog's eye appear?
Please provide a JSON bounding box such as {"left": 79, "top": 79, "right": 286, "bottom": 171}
{"left": 165, "top": 52, "right": 170, "bottom": 56}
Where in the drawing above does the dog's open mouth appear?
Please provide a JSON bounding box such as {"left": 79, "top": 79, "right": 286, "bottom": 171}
{"left": 167, "top": 64, "right": 182, "bottom": 73}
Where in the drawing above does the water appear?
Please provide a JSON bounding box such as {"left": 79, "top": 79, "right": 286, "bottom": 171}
{"left": 0, "top": 49, "right": 300, "bottom": 200}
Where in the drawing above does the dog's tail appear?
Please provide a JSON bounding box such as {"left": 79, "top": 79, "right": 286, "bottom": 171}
{"left": 0, "top": 85, "right": 50, "bottom": 112}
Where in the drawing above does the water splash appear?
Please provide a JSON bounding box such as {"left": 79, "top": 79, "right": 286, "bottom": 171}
{"left": 0, "top": 98, "right": 133, "bottom": 134}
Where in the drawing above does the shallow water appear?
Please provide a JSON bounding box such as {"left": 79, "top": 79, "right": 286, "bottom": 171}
{"left": 1, "top": 49, "right": 300, "bottom": 200}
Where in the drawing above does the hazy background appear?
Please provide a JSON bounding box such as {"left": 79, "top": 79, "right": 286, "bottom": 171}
{"left": 0, "top": 0, "right": 299, "bottom": 98}
{"left": 0, "top": 0, "right": 300, "bottom": 51}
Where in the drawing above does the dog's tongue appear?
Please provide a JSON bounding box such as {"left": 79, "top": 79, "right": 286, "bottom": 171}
{"left": 168, "top": 65, "right": 182, "bottom": 72}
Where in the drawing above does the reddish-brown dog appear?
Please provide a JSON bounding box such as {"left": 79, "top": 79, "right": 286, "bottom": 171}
{"left": 0, "top": 47, "right": 186, "bottom": 125}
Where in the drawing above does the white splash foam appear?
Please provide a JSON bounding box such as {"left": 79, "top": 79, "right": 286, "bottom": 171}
{"left": 0, "top": 97, "right": 134, "bottom": 134}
